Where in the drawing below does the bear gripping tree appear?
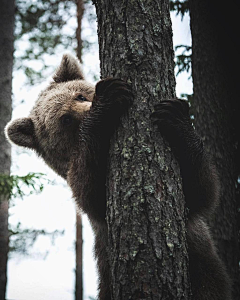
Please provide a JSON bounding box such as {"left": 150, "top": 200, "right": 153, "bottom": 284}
{"left": 93, "top": 0, "right": 191, "bottom": 299}
{"left": 5, "top": 0, "right": 232, "bottom": 299}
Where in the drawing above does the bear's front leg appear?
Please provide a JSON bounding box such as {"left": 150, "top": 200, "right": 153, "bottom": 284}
{"left": 151, "top": 99, "right": 218, "bottom": 217}
{"left": 68, "top": 78, "right": 133, "bottom": 224}
{"left": 80, "top": 77, "right": 133, "bottom": 142}
{"left": 67, "top": 78, "right": 132, "bottom": 300}
{"left": 152, "top": 99, "right": 232, "bottom": 299}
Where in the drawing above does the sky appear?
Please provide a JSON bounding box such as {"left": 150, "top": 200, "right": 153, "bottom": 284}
{"left": 6, "top": 9, "right": 192, "bottom": 300}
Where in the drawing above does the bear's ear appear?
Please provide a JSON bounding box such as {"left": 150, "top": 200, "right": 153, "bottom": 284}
{"left": 5, "top": 118, "right": 35, "bottom": 149}
{"left": 53, "top": 54, "right": 85, "bottom": 83}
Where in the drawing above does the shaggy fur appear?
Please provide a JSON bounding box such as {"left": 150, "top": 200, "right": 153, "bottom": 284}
{"left": 152, "top": 100, "right": 232, "bottom": 299}
{"left": 6, "top": 54, "right": 231, "bottom": 300}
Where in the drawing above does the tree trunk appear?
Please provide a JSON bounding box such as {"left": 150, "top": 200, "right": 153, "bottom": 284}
{"left": 189, "top": 1, "right": 240, "bottom": 299}
{"left": 76, "top": 0, "right": 84, "bottom": 64}
{"left": 75, "top": 1, "right": 84, "bottom": 299}
{"left": 75, "top": 213, "right": 83, "bottom": 300}
{"left": 93, "top": 0, "right": 191, "bottom": 299}
{"left": 0, "top": 0, "right": 14, "bottom": 299}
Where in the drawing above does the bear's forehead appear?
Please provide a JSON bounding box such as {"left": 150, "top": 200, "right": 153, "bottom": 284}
{"left": 39, "top": 80, "right": 95, "bottom": 101}
{"left": 29, "top": 80, "right": 95, "bottom": 126}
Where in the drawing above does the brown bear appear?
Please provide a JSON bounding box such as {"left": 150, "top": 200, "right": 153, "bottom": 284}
{"left": 6, "top": 54, "right": 231, "bottom": 300}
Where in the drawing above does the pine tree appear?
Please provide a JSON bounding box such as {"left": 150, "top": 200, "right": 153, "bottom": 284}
{"left": 93, "top": 0, "right": 191, "bottom": 298}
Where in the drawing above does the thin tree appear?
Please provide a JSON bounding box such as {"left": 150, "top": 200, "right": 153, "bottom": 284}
{"left": 0, "top": 0, "right": 15, "bottom": 299}
{"left": 93, "top": 0, "right": 191, "bottom": 298}
{"left": 189, "top": 1, "right": 240, "bottom": 298}
{"left": 14, "top": 2, "right": 96, "bottom": 298}
{"left": 75, "top": 3, "right": 85, "bottom": 300}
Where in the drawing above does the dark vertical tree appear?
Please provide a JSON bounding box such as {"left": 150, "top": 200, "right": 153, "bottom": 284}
{"left": 75, "top": 2, "right": 85, "bottom": 299}
{"left": 189, "top": 1, "right": 240, "bottom": 298}
{"left": 76, "top": 0, "right": 84, "bottom": 63}
{"left": 75, "top": 213, "right": 83, "bottom": 300}
{"left": 0, "top": 0, "right": 15, "bottom": 299}
{"left": 93, "top": 0, "right": 191, "bottom": 299}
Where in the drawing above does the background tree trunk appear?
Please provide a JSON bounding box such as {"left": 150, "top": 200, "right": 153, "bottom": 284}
{"left": 0, "top": 0, "right": 15, "bottom": 299}
{"left": 76, "top": 0, "right": 84, "bottom": 64}
{"left": 93, "top": 0, "right": 191, "bottom": 299}
{"left": 189, "top": 1, "right": 240, "bottom": 299}
{"left": 75, "top": 1, "right": 84, "bottom": 299}
{"left": 75, "top": 213, "right": 83, "bottom": 300}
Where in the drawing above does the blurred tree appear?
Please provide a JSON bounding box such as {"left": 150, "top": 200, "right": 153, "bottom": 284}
{"left": 75, "top": 2, "right": 85, "bottom": 299}
{"left": 0, "top": 1, "right": 15, "bottom": 299}
{"left": 0, "top": 172, "right": 61, "bottom": 284}
{"left": 189, "top": 1, "right": 239, "bottom": 298}
{"left": 14, "top": 0, "right": 97, "bottom": 85}
{"left": 75, "top": 2, "right": 84, "bottom": 299}
{"left": 15, "top": 0, "right": 77, "bottom": 85}
{"left": 171, "top": 1, "right": 240, "bottom": 298}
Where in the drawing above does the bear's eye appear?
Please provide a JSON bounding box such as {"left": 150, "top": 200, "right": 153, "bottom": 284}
{"left": 61, "top": 114, "right": 73, "bottom": 126}
{"left": 75, "top": 94, "right": 88, "bottom": 102}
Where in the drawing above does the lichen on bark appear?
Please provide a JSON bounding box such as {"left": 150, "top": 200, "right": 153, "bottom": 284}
{"left": 93, "top": 0, "right": 191, "bottom": 298}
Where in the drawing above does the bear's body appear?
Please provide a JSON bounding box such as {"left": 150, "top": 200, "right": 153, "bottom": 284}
{"left": 6, "top": 54, "right": 231, "bottom": 300}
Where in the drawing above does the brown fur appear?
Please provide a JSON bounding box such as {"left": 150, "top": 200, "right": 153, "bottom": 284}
{"left": 6, "top": 54, "right": 95, "bottom": 178}
{"left": 152, "top": 100, "right": 232, "bottom": 300}
{"left": 6, "top": 55, "right": 231, "bottom": 300}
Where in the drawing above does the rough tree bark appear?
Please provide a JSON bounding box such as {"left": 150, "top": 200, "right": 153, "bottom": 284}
{"left": 189, "top": 1, "right": 240, "bottom": 299}
{"left": 0, "top": 0, "right": 14, "bottom": 299}
{"left": 93, "top": 0, "right": 191, "bottom": 299}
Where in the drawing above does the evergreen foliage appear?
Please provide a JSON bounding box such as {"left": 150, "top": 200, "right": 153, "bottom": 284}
{"left": 0, "top": 173, "right": 50, "bottom": 200}
{"left": 9, "top": 222, "right": 64, "bottom": 256}
{"left": 169, "top": 0, "right": 189, "bottom": 19}
{"left": 15, "top": 0, "right": 76, "bottom": 85}
{"left": 14, "top": 0, "right": 97, "bottom": 85}
{"left": 175, "top": 45, "right": 192, "bottom": 77}
{"left": 170, "top": 1, "right": 192, "bottom": 100}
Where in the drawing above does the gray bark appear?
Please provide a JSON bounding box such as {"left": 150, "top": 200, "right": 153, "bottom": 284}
{"left": 93, "top": 0, "right": 191, "bottom": 299}
{"left": 189, "top": 1, "right": 240, "bottom": 299}
{"left": 0, "top": 0, "right": 15, "bottom": 299}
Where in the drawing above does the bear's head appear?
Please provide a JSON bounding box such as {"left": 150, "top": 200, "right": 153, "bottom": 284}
{"left": 6, "top": 54, "right": 95, "bottom": 179}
